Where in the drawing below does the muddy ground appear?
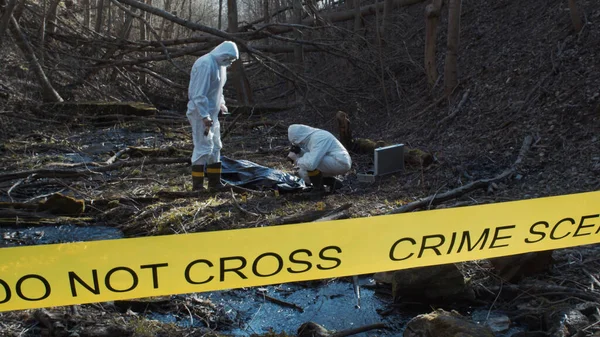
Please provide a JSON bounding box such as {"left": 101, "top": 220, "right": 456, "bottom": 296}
{"left": 1, "top": 0, "right": 600, "bottom": 336}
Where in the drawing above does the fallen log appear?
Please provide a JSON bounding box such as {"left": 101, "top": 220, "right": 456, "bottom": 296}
{"left": 36, "top": 101, "right": 158, "bottom": 121}
{"left": 0, "top": 209, "right": 94, "bottom": 227}
{"left": 155, "top": 185, "right": 268, "bottom": 199}
{"left": 271, "top": 203, "right": 352, "bottom": 225}
{"left": 226, "top": 103, "right": 296, "bottom": 115}
{"left": 256, "top": 291, "right": 304, "bottom": 313}
{"left": 0, "top": 157, "right": 189, "bottom": 183}
{"left": 387, "top": 135, "right": 533, "bottom": 214}
{"left": 298, "top": 321, "right": 387, "bottom": 337}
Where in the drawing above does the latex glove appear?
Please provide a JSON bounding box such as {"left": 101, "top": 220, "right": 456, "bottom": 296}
{"left": 220, "top": 103, "right": 228, "bottom": 113}
{"left": 202, "top": 117, "right": 213, "bottom": 128}
{"left": 287, "top": 151, "right": 299, "bottom": 164}
{"left": 203, "top": 117, "right": 213, "bottom": 136}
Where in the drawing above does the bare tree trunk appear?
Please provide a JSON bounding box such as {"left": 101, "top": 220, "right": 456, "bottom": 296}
{"left": 336, "top": 111, "right": 353, "bottom": 148}
{"left": 158, "top": 0, "right": 171, "bottom": 38}
{"left": 345, "top": 0, "right": 353, "bottom": 30}
{"left": 95, "top": 0, "right": 105, "bottom": 33}
{"left": 275, "top": 0, "right": 286, "bottom": 22}
{"left": 175, "top": 0, "right": 185, "bottom": 38}
{"left": 255, "top": 0, "right": 423, "bottom": 35}
{"left": 263, "top": 0, "right": 269, "bottom": 24}
{"left": 292, "top": 0, "right": 303, "bottom": 65}
{"left": 106, "top": 0, "right": 113, "bottom": 35}
{"left": 82, "top": 0, "right": 90, "bottom": 29}
{"left": 568, "top": 0, "right": 583, "bottom": 32}
{"left": 424, "top": 0, "right": 442, "bottom": 87}
{"left": 46, "top": 0, "right": 60, "bottom": 34}
{"left": 139, "top": 8, "right": 146, "bottom": 40}
{"left": 139, "top": 0, "right": 148, "bottom": 83}
{"left": 164, "top": 10, "right": 174, "bottom": 39}
{"left": 9, "top": 15, "right": 63, "bottom": 102}
{"left": 226, "top": 0, "right": 237, "bottom": 31}
{"left": 38, "top": 0, "right": 47, "bottom": 64}
{"left": 218, "top": 0, "right": 222, "bottom": 30}
{"left": 146, "top": 0, "right": 152, "bottom": 34}
{"left": 354, "top": 0, "right": 362, "bottom": 32}
{"left": 0, "top": 0, "right": 19, "bottom": 46}
{"left": 11, "top": 0, "right": 25, "bottom": 21}
{"left": 374, "top": 0, "right": 389, "bottom": 112}
{"left": 186, "top": 0, "right": 190, "bottom": 34}
{"left": 374, "top": 0, "right": 381, "bottom": 44}
{"left": 305, "top": 0, "right": 324, "bottom": 26}
{"left": 263, "top": 0, "right": 269, "bottom": 44}
{"left": 109, "top": 6, "right": 134, "bottom": 80}
{"left": 227, "top": 0, "right": 254, "bottom": 105}
{"left": 382, "top": 0, "right": 393, "bottom": 40}
{"left": 443, "top": 0, "right": 461, "bottom": 95}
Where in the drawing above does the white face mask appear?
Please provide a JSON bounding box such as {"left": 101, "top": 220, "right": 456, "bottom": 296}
{"left": 222, "top": 56, "right": 237, "bottom": 67}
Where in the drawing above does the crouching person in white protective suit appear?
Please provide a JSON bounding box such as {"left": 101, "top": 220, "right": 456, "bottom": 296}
{"left": 287, "top": 124, "right": 352, "bottom": 192}
{"left": 186, "top": 41, "right": 239, "bottom": 190}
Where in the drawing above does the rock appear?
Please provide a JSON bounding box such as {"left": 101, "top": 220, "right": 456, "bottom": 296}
{"left": 552, "top": 309, "right": 589, "bottom": 337}
{"left": 485, "top": 314, "right": 511, "bottom": 333}
{"left": 488, "top": 251, "right": 554, "bottom": 282}
{"left": 373, "top": 271, "right": 394, "bottom": 284}
{"left": 574, "top": 302, "right": 597, "bottom": 316}
{"left": 37, "top": 193, "right": 85, "bottom": 216}
{"left": 404, "top": 309, "right": 495, "bottom": 337}
{"left": 391, "top": 264, "right": 471, "bottom": 301}
{"left": 297, "top": 321, "right": 386, "bottom": 337}
{"left": 298, "top": 322, "right": 331, "bottom": 337}
{"left": 405, "top": 148, "right": 434, "bottom": 168}
{"left": 350, "top": 138, "right": 387, "bottom": 154}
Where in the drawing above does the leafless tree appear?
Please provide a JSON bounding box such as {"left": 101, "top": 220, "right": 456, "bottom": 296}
{"left": 9, "top": 15, "right": 63, "bottom": 102}
{"left": 567, "top": 0, "right": 583, "bottom": 32}
{"left": 0, "top": 0, "right": 20, "bottom": 47}
{"left": 443, "top": 0, "right": 461, "bottom": 95}
{"left": 424, "top": 0, "right": 442, "bottom": 87}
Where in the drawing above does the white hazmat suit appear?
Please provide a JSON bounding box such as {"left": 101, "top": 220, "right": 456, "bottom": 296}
{"left": 187, "top": 41, "right": 239, "bottom": 165}
{"left": 287, "top": 124, "right": 352, "bottom": 184}
{"left": 187, "top": 41, "right": 239, "bottom": 190}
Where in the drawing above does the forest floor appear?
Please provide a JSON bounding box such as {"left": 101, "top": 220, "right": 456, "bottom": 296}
{"left": 0, "top": 0, "right": 600, "bottom": 336}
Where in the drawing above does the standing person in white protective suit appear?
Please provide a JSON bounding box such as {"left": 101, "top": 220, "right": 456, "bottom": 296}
{"left": 287, "top": 124, "right": 352, "bottom": 192}
{"left": 186, "top": 41, "right": 239, "bottom": 190}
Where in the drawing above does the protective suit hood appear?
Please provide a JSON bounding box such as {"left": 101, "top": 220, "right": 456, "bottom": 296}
{"left": 210, "top": 41, "right": 239, "bottom": 67}
{"left": 288, "top": 124, "right": 320, "bottom": 145}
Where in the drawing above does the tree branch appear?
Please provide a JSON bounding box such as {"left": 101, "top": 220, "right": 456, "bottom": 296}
{"left": 387, "top": 135, "right": 533, "bottom": 214}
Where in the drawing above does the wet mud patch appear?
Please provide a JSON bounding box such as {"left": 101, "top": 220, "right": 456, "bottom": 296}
{"left": 0, "top": 224, "right": 123, "bottom": 247}
{"left": 148, "top": 276, "right": 406, "bottom": 336}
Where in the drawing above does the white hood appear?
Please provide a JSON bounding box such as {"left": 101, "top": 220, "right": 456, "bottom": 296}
{"left": 210, "top": 41, "right": 239, "bottom": 67}
{"left": 288, "top": 124, "right": 320, "bottom": 145}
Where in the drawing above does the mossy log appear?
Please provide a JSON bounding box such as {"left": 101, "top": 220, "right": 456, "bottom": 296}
{"left": 0, "top": 209, "right": 94, "bottom": 227}
{"left": 336, "top": 110, "right": 433, "bottom": 168}
{"left": 226, "top": 103, "right": 296, "bottom": 115}
{"left": 36, "top": 101, "right": 158, "bottom": 122}
{"left": 127, "top": 146, "right": 191, "bottom": 158}
{"left": 0, "top": 193, "right": 85, "bottom": 216}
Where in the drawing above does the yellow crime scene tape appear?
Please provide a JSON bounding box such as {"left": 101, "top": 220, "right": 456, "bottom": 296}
{"left": 1, "top": 191, "right": 599, "bottom": 312}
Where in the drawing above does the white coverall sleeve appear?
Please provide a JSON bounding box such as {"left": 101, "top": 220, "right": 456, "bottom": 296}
{"left": 188, "top": 63, "right": 213, "bottom": 119}
{"left": 297, "top": 135, "right": 330, "bottom": 171}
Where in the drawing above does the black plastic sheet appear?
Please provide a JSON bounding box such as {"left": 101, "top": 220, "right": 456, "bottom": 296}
{"left": 221, "top": 156, "right": 306, "bottom": 192}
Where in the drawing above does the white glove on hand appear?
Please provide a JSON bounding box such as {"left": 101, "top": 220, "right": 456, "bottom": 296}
{"left": 287, "top": 152, "right": 299, "bottom": 164}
